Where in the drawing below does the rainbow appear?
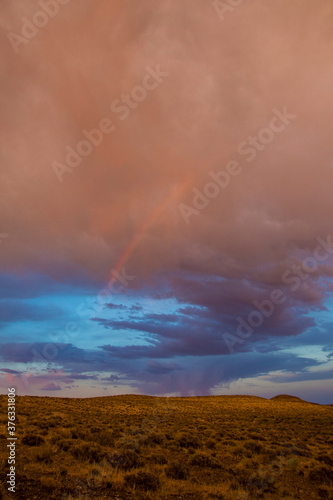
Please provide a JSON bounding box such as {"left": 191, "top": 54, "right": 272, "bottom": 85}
{"left": 107, "top": 149, "right": 223, "bottom": 288}
{"left": 107, "top": 176, "right": 193, "bottom": 287}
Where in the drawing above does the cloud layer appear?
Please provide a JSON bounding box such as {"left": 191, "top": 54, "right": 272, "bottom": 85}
{"left": 1, "top": 0, "right": 333, "bottom": 401}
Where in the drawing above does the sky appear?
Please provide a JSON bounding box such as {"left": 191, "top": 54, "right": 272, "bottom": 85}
{"left": 0, "top": 0, "right": 333, "bottom": 403}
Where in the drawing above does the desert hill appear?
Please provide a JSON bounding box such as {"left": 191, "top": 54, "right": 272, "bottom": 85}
{"left": 0, "top": 394, "right": 332, "bottom": 499}
{"left": 270, "top": 394, "right": 307, "bottom": 403}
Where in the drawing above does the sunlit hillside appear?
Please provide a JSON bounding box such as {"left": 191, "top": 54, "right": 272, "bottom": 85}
{"left": 0, "top": 394, "right": 332, "bottom": 499}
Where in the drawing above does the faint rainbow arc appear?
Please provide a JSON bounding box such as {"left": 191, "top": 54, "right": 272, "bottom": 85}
{"left": 107, "top": 177, "right": 193, "bottom": 288}
{"left": 107, "top": 150, "right": 224, "bottom": 288}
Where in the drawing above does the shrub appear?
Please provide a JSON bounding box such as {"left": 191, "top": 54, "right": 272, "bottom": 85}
{"left": 142, "top": 432, "right": 164, "bottom": 446}
{"left": 109, "top": 449, "right": 143, "bottom": 470}
{"left": 149, "top": 453, "right": 167, "bottom": 464}
{"left": 58, "top": 439, "right": 72, "bottom": 452}
{"left": 249, "top": 433, "right": 265, "bottom": 441}
{"left": 247, "top": 471, "right": 276, "bottom": 494}
{"left": 177, "top": 433, "right": 201, "bottom": 449}
{"left": 244, "top": 440, "right": 262, "bottom": 454}
{"left": 223, "top": 439, "right": 236, "bottom": 446}
{"left": 285, "top": 457, "right": 299, "bottom": 471}
{"left": 190, "top": 452, "right": 221, "bottom": 469}
{"left": 45, "top": 419, "right": 58, "bottom": 428}
{"left": 38, "top": 421, "right": 50, "bottom": 430}
{"left": 70, "top": 442, "right": 106, "bottom": 463}
{"left": 22, "top": 434, "right": 45, "bottom": 446}
{"left": 317, "top": 453, "right": 333, "bottom": 467}
{"left": 165, "top": 460, "right": 190, "bottom": 480}
{"left": 309, "top": 466, "right": 333, "bottom": 484}
{"left": 34, "top": 446, "right": 53, "bottom": 464}
{"left": 205, "top": 438, "right": 216, "bottom": 449}
{"left": 40, "top": 477, "right": 61, "bottom": 493}
{"left": 93, "top": 431, "right": 114, "bottom": 447}
{"left": 90, "top": 426, "right": 102, "bottom": 434}
{"left": 125, "top": 471, "right": 160, "bottom": 491}
{"left": 232, "top": 445, "right": 245, "bottom": 457}
{"left": 58, "top": 429, "right": 72, "bottom": 439}
{"left": 317, "top": 486, "right": 333, "bottom": 499}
